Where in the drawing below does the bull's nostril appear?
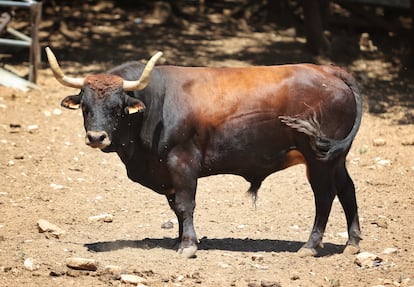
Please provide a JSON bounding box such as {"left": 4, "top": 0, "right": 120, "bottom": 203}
{"left": 86, "top": 131, "right": 108, "bottom": 146}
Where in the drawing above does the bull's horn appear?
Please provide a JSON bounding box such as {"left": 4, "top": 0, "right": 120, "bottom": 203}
{"left": 122, "top": 51, "right": 163, "bottom": 91}
{"left": 45, "top": 47, "right": 85, "bottom": 89}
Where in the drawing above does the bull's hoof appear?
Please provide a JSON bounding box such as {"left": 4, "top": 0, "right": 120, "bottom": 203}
{"left": 343, "top": 244, "right": 360, "bottom": 255}
{"left": 178, "top": 245, "right": 197, "bottom": 258}
{"left": 297, "top": 247, "right": 318, "bottom": 257}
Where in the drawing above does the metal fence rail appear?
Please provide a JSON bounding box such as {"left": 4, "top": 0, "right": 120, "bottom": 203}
{"left": 0, "top": 0, "right": 42, "bottom": 83}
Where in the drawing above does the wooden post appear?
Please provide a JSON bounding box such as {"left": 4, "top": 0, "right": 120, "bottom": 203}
{"left": 411, "top": 0, "right": 414, "bottom": 66}
{"left": 303, "top": 0, "right": 330, "bottom": 54}
{"left": 29, "top": 1, "right": 41, "bottom": 83}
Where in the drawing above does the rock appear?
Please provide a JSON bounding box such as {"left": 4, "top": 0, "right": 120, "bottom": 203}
{"left": 373, "top": 138, "right": 386, "bottom": 147}
{"left": 66, "top": 257, "right": 98, "bottom": 271}
{"left": 88, "top": 213, "right": 113, "bottom": 223}
{"left": 53, "top": 108, "right": 62, "bottom": 115}
{"left": 355, "top": 252, "right": 382, "bottom": 268}
{"left": 120, "top": 274, "right": 147, "bottom": 285}
{"left": 343, "top": 244, "right": 360, "bottom": 255}
{"left": 375, "top": 157, "right": 392, "bottom": 167}
{"left": 401, "top": 139, "right": 414, "bottom": 146}
{"left": 27, "top": 124, "right": 39, "bottom": 133}
{"left": 382, "top": 247, "right": 398, "bottom": 254}
{"left": 23, "top": 258, "right": 40, "bottom": 271}
{"left": 104, "top": 265, "right": 122, "bottom": 274}
{"left": 371, "top": 216, "right": 388, "bottom": 229}
{"left": 37, "top": 219, "right": 65, "bottom": 238}
{"left": 359, "top": 145, "right": 368, "bottom": 154}
{"left": 49, "top": 270, "right": 65, "bottom": 277}
{"left": 50, "top": 183, "right": 65, "bottom": 190}
{"left": 261, "top": 280, "right": 281, "bottom": 287}
{"left": 161, "top": 220, "right": 174, "bottom": 229}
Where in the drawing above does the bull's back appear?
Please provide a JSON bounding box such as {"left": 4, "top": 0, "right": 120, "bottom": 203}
{"left": 159, "top": 64, "right": 356, "bottom": 140}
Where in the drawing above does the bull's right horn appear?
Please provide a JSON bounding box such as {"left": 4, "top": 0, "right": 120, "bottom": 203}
{"left": 122, "top": 51, "right": 163, "bottom": 91}
{"left": 45, "top": 47, "right": 85, "bottom": 89}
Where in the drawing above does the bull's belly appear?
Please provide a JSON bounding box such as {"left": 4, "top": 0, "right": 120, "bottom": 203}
{"left": 202, "top": 147, "right": 305, "bottom": 177}
{"left": 200, "top": 123, "right": 306, "bottom": 180}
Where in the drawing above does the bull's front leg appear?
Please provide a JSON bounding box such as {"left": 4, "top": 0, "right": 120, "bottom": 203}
{"left": 166, "top": 145, "right": 201, "bottom": 258}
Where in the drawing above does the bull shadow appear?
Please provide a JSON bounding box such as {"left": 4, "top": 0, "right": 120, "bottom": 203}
{"left": 84, "top": 237, "right": 344, "bottom": 257}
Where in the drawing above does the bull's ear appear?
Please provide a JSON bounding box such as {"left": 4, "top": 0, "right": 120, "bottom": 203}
{"left": 61, "top": 95, "right": 81, "bottom": 110}
{"left": 125, "top": 97, "right": 145, "bottom": 114}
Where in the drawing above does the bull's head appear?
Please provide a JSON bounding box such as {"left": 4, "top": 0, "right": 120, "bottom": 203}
{"left": 46, "top": 47, "right": 162, "bottom": 151}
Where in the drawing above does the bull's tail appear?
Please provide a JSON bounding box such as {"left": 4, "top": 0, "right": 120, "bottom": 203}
{"left": 279, "top": 70, "right": 362, "bottom": 161}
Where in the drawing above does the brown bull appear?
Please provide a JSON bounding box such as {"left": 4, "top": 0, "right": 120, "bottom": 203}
{"left": 46, "top": 47, "right": 362, "bottom": 258}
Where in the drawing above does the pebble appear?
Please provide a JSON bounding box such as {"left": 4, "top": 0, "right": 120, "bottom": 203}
{"left": 66, "top": 257, "right": 98, "bottom": 271}
{"left": 337, "top": 231, "right": 348, "bottom": 238}
{"left": 260, "top": 281, "right": 281, "bottom": 287}
{"left": 104, "top": 265, "right": 123, "bottom": 274}
{"left": 53, "top": 108, "right": 62, "bottom": 115}
{"left": 373, "top": 138, "right": 386, "bottom": 147}
{"left": 50, "top": 183, "right": 65, "bottom": 190}
{"left": 23, "top": 258, "right": 40, "bottom": 271}
{"left": 371, "top": 216, "right": 388, "bottom": 229}
{"left": 382, "top": 247, "right": 398, "bottom": 254}
{"left": 355, "top": 252, "right": 383, "bottom": 268}
{"left": 161, "top": 220, "right": 174, "bottom": 229}
{"left": 27, "top": 124, "right": 39, "bottom": 133}
{"left": 37, "top": 219, "right": 65, "bottom": 238}
{"left": 120, "top": 274, "right": 147, "bottom": 285}
{"left": 88, "top": 213, "right": 113, "bottom": 223}
{"left": 401, "top": 139, "right": 414, "bottom": 146}
{"left": 375, "top": 157, "right": 392, "bottom": 167}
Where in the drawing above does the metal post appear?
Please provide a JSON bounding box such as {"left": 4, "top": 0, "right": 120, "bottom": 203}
{"left": 0, "top": 0, "right": 41, "bottom": 84}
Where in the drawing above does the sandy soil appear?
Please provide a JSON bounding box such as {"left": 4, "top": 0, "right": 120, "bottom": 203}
{"left": 1, "top": 2, "right": 414, "bottom": 286}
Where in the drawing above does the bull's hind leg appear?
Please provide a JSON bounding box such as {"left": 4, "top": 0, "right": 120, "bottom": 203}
{"left": 298, "top": 161, "right": 337, "bottom": 257}
{"left": 335, "top": 162, "right": 361, "bottom": 254}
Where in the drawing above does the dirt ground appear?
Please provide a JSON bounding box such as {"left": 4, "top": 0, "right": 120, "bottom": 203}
{"left": 1, "top": 2, "right": 414, "bottom": 287}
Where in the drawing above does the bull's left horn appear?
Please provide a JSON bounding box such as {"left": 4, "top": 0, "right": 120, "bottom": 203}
{"left": 45, "top": 47, "right": 85, "bottom": 89}
{"left": 122, "top": 51, "right": 163, "bottom": 91}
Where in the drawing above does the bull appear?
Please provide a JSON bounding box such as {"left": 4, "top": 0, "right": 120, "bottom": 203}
{"left": 46, "top": 47, "right": 362, "bottom": 258}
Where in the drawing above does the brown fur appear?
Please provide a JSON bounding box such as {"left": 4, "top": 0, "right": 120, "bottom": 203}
{"left": 85, "top": 74, "right": 123, "bottom": 98}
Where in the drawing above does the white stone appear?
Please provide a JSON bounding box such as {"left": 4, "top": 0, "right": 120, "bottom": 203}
{"left": 373, "top": 138, "right": 386, "bottom": 146}
{"left": 375, "top": 157, "right": 392, "bottom": 167}
{"left": 355, "top": 252, "right": 382, "bottom": 268}
{"left": 53, "top": 108, "right": 62, "bottom": 115}
{"left": 37, "top": 219, "right": 65, "bottom": 238}
{"left": 23, "top": 258, "right": 40, "bottom": 271}
{"left": 27, "top": 125, "right": 39, "bottom": 132}
{"left": 337, "top": 231, "right": 348, "bottom": 238}
{"left": 50, "top": 183, "right": 65, "bottom": 190}
{"left": 66, "top": 257, "right": 98, "bottom": 271}
{"left": 120, "top": 274, "right": 147, "bottom": 284}
{"left": 88, "top": 213, "right": 113, "bottom": 223}
{"left": 382, "top": 247, "right": 398, "bottom": 254}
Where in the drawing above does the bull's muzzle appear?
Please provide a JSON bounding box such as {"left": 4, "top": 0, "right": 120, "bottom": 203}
{"left": 85, "top": 131, "right": 111, "bottom": 149}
